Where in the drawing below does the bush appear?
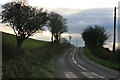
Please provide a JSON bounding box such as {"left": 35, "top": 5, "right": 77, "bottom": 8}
{"left": 82, "top": 25, "right": 109, "bottom": 49}
{"left": 90, "top": 47, "right": 111, "bottom": 60}
{"left": 114, "top": 49, "right": 120, "bottom": 64}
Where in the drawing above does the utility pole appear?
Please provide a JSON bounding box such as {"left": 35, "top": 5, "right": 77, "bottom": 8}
{"left": 118, "top": 1, "right": 120, "bottom": 49}
{"left": 113, "top": 7, "right": 116, "bottom": 59}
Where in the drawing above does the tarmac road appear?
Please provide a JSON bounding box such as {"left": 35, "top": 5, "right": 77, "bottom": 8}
{"left": 56, "top": 47, "right": 120, "bottom": 79}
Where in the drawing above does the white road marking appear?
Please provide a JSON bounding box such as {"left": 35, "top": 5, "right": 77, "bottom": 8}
{"left": 64, "top": 72, "right": 71, "bottom": 78}
{"left": 82, "top": 72, "right": 93, "bottom": 78}
{"left": 72, "top": 48, "right": 105, "bottom": 78}
{"left": 64, "top": 72, "right": 77, "bottom": 78}
{"left": 92, "top": 72, "right": 105, "bottom": 78}
{"left": 77, "top": 63, "right": 86, "bottom": 70}
{"left": 82, "top": 72, "right": 105, "bottom": 78}
{"left": 69, "top": 72, "right": 77, "bottom": 78}
{"left": 69, "top": 49, "right": 74, "bottom": 56}
{"left": 72, "top": 48, "right": 87, "bottom": 70}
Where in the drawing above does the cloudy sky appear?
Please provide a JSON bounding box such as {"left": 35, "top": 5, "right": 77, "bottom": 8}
{"left": 0, "top": 0, "right": 120, "bottom": 50}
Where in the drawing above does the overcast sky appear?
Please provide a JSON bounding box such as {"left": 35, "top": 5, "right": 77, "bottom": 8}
{"left": 0, "top": 0, "right": 119, "bottom": 8}
{"left": 0, "top": 0, "right": 120, "bottom": 49}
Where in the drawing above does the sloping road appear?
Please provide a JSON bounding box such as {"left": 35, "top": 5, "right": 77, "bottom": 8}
{"left": 56, "top": 47, "right": 120, "bottom": 79}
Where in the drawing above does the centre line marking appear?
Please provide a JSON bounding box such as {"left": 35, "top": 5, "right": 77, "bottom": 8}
{"left": 72, "top": 48, "right": 87, "bottom": 71}
{"left": 92, "top": 72, "right": 105, "bottom": 78}
{"left": 71, "top": 48, "right": 105, "bottom": 78}
{"left": 82, "top": 72, "right": 93, "bottom": 78}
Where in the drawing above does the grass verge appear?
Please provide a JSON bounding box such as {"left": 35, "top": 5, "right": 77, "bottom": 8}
{"left": 84, "top": 47, "right": 120, "bottom": 71}
{"left": 2, "top": 32, "right": 71, "bottom": 78}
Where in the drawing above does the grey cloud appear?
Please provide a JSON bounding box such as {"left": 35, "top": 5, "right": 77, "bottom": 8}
{"left": 58, "top": 8, "right": 114, "bottom": 35}
{"left": 55, "top": 8, "right": 116, "bottom": 45}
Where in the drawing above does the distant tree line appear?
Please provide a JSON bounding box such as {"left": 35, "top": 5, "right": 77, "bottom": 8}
{"left": 1, "top": 0, "right": 68, "bottom": 48}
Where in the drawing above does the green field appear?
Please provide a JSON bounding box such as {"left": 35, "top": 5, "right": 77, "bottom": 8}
{"left": 2, "top": 32, "right": 71, "bottom": 78}
{"left": 84, "top": 47, "right": 120, "bottom": 71}
{"left": 2, "top": 32, "right": 48, "bottom": 50}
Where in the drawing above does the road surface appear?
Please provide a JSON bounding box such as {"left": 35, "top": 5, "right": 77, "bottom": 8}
{"left": 56, "top": 47, "right": 120, "bottom": 79}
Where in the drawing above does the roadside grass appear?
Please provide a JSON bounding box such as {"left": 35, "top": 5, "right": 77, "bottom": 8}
{"left": 29, "top": 43, "right": 71, "bottom": 78}
{"left": 84, "top": 47, "right": 120, "bottom": 71}
{"left": 2, "top": 32, "right": 71, "bottom": 78}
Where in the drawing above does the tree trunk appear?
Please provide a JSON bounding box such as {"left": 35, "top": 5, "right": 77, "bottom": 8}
{"left": 56, "top": 34, "right": 59, "bottom": 43}
{"left": 17, "top": 38, "right": 24, "bottom": 48}
{"left": 58, "top": 35, "right": 61, "bottom": 42}
{"left": 51, "top": 34, "right": 53, "bottom": 43}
